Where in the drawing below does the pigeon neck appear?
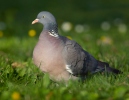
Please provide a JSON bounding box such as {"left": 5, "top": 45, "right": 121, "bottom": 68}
{"left": 43, "top": 23, "right": 58, "bottom": 34}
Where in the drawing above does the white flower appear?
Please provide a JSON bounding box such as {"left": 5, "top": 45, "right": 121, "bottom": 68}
{"left": 118, "top": 23, "right": 127, "bottom": 34}
{"left": 101, "top": 21, "right": 110, "bottom": 31}
{"left": 75, "top": 24, "right": 84, "bottom": 33}
{"left": 61, "top": 22, "right": 72, "bottom": 32}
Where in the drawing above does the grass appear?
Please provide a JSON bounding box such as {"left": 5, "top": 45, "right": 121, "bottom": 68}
{"left": 0, "top": 28, "right": 129, "bottom": 100}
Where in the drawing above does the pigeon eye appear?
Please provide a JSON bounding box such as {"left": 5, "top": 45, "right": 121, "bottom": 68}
{"left": 42, "top": 16, "right": 45, "bottom": 18}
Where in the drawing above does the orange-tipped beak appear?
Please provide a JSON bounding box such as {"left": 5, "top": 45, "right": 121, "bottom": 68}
{"left": 32, "top": 19, "right": 39, "bottom": 24}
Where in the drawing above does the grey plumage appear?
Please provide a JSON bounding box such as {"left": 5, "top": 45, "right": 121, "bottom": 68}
{"left": 32, "top": 11, "right": 121, "bottom": 82}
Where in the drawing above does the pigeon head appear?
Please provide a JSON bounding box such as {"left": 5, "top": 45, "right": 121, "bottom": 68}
{"left": 32, "top": 11, "right": 57, "bottom": 25}
{"left": 32, "top": 11, "right": 58, "bottom": 33}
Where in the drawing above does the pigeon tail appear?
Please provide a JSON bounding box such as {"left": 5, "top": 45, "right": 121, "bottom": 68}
{"left": 95, "top": 60, "right": 122, "bottom": 74}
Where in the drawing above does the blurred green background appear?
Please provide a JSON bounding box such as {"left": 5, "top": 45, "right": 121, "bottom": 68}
{"left": 0, "top": 0, "right": 129, "bottom": 37}
{"left": 1, "top": 1, "right": 129, "bottom": 100}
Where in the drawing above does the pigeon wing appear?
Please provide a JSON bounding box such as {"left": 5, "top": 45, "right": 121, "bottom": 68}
{"left": 62, "top": 37, "right": 98, "bottom": 76}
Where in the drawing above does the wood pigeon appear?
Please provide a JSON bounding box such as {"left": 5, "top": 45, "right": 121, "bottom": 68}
{"left": 32, "top": 11, "right": 121, "bottom": 82}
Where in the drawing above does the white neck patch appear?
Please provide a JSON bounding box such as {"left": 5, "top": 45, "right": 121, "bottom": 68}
{"left": 48, "top": 30, "right": 59, "bottom": 37}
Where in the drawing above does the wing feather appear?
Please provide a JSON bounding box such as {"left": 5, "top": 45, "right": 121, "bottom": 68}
{"left": 61, "top": 37, "right": 97, "bottom": 76}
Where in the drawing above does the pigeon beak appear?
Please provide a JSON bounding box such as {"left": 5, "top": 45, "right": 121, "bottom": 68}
{"left": 32, "top": 19, "right": 39, "bottom": 24}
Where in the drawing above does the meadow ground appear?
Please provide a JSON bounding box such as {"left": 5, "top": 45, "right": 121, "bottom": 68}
{"left": 0, "top": 28, "right": 129, "bottom": 100}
